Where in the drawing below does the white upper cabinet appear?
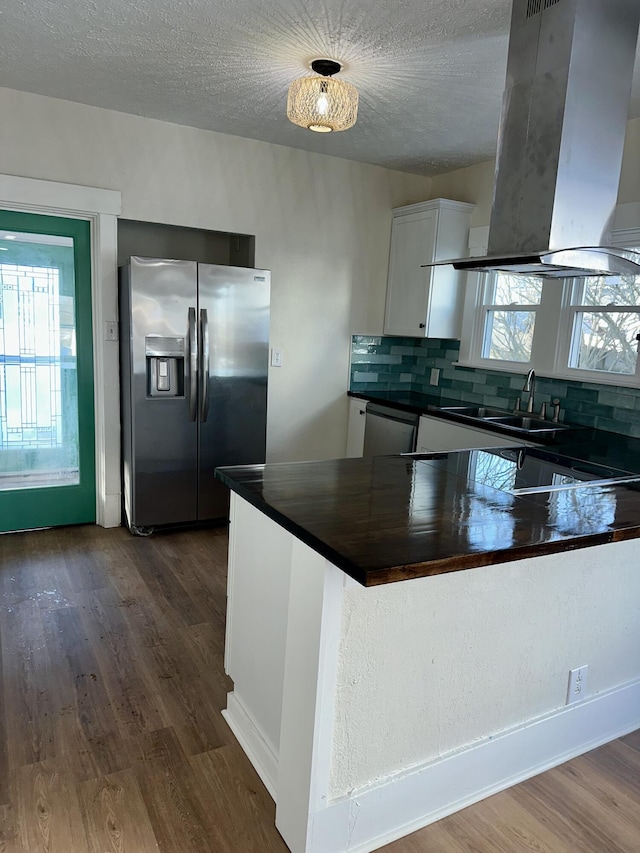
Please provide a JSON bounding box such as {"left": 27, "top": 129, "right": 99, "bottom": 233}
{"left": 384, "top": 199, "right": 475, "bottom": 339}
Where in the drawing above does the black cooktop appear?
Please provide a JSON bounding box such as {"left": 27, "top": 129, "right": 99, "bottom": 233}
{"left": 414, "top": 447, "right": 640, "bottom": 495}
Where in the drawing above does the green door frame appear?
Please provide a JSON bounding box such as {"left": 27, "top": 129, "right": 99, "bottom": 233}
{"left": 0, "top": 210, "right": 96, "bottom": 532}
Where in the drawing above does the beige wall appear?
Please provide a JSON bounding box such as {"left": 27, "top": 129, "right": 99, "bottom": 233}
{"left": 431, "top": 159, "right": 495, "bottom": 228}
{"left": 618, "top": 117, "right": 640, "bottom": 204}
{"left": 0, "top": 86, "right": 431, "bottom": 463}
{"left": 6, "top": 84, "right": 637, "bottom": 465}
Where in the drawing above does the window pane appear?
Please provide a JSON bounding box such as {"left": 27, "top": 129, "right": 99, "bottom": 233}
{"left": 483, "top": 310, "right": 536, "bottom": 362}
{"left": 492, "top": 272, "right": 543, "bottom": 306}
{"left": 579, "top": 274, "right": 640, "bottom": 307}
{"left": 569, "top": 310, "right": 640, "bottom": 374}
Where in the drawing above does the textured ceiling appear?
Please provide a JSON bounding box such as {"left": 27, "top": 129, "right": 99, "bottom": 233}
{"left": 1, "top": 0, "right": 639, "bottom": 176}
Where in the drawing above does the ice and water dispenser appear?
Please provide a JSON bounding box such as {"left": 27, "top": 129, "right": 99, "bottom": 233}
{"left": 145, "top": 336, "right": 185, "bottom": 397}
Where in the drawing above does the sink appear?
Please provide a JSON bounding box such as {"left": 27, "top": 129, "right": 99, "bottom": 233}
{"left": 438, "top": 405, "right": 507, "bottom": 419}
{"left": 437, "top": 406, "right": 572, "bottom": 435}
{"left": 485, "top": 415, "right": 571, "bottom": 433}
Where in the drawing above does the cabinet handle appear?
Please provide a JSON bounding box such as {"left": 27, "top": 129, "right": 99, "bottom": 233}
{"left": 419, "top": 323, "right": 426, "bottom": 328}
{"left": 359, "top": 409, "right": 366, "bottom": 415}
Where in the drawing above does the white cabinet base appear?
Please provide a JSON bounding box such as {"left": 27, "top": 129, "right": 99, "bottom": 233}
{"left": 416, "top": 414, "right": 537, "bottom": 452}
{"left": 346, "top": 397, "right": 367, "bottom": 457}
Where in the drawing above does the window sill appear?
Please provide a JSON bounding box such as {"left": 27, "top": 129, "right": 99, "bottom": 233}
{"left": 454, "top": 360, "right": 532, "bottom": 376}
{"left": 454, "top": 360, "right": 640, "bottom": 389}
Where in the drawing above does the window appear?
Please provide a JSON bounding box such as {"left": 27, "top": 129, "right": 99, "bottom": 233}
{"left": 461, "top": 233, "right": 640, "bottom": 385}
{"left": 479, "top": 272, "right": 543, "bottom": 364}
{"left": 565, "top": 263, "right": 640, "bottom": 377}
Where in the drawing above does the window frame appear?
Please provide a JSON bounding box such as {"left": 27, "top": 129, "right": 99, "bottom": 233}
{"left": 459, "top": 227, "right": 640, "bottom": 387}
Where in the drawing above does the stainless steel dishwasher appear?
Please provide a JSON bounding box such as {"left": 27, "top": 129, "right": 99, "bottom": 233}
{"left": 362, "top": 402, "right": 419, "bottom": 456}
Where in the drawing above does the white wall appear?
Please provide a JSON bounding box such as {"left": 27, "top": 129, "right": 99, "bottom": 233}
{"left": 329, "top": 538, "right": 640, "bottom": 797}
{"left": 0, "top": 85, "right": 432, "bottom": 465}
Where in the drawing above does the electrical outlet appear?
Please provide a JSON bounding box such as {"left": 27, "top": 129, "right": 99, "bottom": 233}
{"left": 430, "top": 368, "right": 440, "bottom": 386}
{"left": 270, "top": 348, "right": 283, "bottom": 368}
{"left": 566, "top": 665, "right": 588, "bottom": 704}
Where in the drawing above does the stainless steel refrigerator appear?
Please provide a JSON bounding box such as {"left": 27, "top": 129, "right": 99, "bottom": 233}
{"left": 119, "top": 257, "right": 270, "bottom": 533}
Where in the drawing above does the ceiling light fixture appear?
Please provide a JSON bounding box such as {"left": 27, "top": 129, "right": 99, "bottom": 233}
{"left": 287, "top": 59, "right": 358, "bottom": 133}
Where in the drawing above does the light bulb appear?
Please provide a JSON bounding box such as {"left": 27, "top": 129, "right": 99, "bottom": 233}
{"left": 316, "top": 93, "right": 329, "bottom": 115}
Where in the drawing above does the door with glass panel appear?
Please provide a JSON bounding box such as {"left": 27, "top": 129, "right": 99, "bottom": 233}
{"left": 0, "top": 211, "right": 95, "bottom": 533}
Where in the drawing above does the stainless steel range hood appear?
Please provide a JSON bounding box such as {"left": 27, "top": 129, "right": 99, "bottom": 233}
{"left": 439, "top": 0, "right": 640, "bottom": 278}
{"left": 452, "top": 247, "right": 640, "bottom": 278}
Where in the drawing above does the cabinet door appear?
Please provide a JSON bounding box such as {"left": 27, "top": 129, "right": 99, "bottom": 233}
{"left": 416, "top": 415, "right": 535, "bottom": 453}
{"left": 384, "top": 210, "right": 437, "bottom": 337}
{"left": 346, "top": 397, "right": 367, "bottom": 457}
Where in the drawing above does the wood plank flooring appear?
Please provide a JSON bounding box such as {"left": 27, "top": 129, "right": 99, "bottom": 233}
{"left": 0, "top": 523, "right": 637, "bottom": 852}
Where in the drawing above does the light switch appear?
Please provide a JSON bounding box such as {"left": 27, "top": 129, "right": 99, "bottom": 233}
{"left": 105, "top": 320, "right": 118, "bottom": 342}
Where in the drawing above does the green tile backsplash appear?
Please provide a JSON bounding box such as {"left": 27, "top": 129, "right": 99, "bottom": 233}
{"left": 350, "top": 335, "right": 640, "bottom": 438}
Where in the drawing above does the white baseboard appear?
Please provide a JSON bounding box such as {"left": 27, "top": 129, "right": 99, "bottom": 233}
{"left": 98, "top": 492, "right": 121, "bottom": 528}
{"left": 223, "top": 691, "right": 279, "bottom": 801}
{"left": 309, "top": 677, "right": 640, "bottom": 853}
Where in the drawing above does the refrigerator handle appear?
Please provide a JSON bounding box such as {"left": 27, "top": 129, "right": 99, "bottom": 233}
{"left": 200, "top": 308, "right": 210, "bottom": 422}
{"left": 188, "top": 306, "right": 198, "bottom": 422}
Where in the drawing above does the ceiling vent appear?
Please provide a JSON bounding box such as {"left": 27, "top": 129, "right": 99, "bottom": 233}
{"left": 526, "top": 0, "right": 561, "bottom": 19}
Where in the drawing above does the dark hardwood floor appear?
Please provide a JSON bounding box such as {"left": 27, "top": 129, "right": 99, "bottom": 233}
{"left": 0, "top": 524, "right": 637, "bottom": 852}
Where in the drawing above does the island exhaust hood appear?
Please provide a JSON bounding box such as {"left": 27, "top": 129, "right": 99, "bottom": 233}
{"left": 437, "top": 0, "right": 640, "bottom": 279}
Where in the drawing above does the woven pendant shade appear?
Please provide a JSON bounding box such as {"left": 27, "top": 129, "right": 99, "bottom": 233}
{"left": 287, "top": 68, "right": 358, "bottom": 133}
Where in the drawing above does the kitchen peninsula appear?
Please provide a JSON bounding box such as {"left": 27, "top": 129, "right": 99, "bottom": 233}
{"left": 216, "top": 451, "right": 640, "bottom": 853}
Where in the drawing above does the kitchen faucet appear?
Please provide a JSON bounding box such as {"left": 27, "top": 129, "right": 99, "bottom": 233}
{"left": 523, "top": 368, "right": 536, "bottom": 413}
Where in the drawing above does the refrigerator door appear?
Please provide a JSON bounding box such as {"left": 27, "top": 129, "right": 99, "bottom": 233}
{"left": 120, "top": 257, "right": 199, "bottom": 528}
{"left": 197, "top": 264, "right": 270, "bottom": 520}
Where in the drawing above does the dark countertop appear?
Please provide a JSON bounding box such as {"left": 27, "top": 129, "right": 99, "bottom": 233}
{"left": 348, "top": 390, "right": 640, "bottom": 473}
{"left": 216, "top": 450, "right": 640, "bottom": 587}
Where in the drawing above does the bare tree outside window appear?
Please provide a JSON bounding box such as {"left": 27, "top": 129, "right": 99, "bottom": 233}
{"left": 569, "top": 270, "right": 640, "bottom": 375}
{"left": 482, "top": 273, "right": 542, "bottom": 363}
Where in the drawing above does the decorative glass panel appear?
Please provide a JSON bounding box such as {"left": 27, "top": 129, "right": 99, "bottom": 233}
{"left": 0, "top": 232, "right": 79, "bottom": 491}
